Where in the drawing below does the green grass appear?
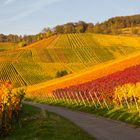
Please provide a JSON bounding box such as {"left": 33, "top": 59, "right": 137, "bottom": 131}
{"left": 27, "top": 97, "right": 140, "bottom": 127}
{"left": 1, "top": 104, "right": 95, "bottom": 140}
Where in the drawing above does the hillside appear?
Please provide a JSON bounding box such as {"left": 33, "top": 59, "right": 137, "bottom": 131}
{"left": 1, "top": 33, "right": 140, "bottom": 89}
{"left": 26, "top": 51, "right": 140, "bottom": 97}
{"left": 0, "top": 42, "right": 18, "bottom": 52}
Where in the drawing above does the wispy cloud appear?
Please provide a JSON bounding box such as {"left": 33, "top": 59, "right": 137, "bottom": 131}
{"left": 3, "top": 0, "right": 17, "bottom": 6}
{"left": 0, "top": 0, "right": 64, "bottom": 23}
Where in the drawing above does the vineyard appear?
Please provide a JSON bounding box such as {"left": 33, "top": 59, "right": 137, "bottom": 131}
{"left": 0, "top": 43, "right": 17, "bottom": 52}
{"left": 1, "top": 33, "right": 140, "bottom": 88}
{"left": 1, "top": 33, "right": 140, "bottom": 131}
{"left": 26, "top": 50, "right": 140, "bottom": 95}
{"left": 27, "top": 63, "right": 140, "bottom": 115}
{"left": 53, "top": 64, "right": 140, "bottom": 106}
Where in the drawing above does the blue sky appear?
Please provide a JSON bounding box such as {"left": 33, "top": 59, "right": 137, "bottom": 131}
{"left": 0, "top": 0, "right": 140, "bottom": 35}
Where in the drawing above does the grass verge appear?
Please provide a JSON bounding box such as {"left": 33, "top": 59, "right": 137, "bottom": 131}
{"left": 1, "top": 104, "right": 95, "bottom": 140}
{"left": 26, "top": 97, "right": 140, "bottom": 127}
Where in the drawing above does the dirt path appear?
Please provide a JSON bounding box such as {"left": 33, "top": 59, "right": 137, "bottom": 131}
{"left": 24, "top": 101, "right": 140, "bottom": 140}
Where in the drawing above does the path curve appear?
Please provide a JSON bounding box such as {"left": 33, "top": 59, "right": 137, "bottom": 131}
{"left": 24, "top": 101, "right": 140, "bottom": 140}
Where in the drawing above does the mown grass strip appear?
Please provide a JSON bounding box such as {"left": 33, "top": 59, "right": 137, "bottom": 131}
{"left": 1, "top": 104, "right": 95, "bottom": 140}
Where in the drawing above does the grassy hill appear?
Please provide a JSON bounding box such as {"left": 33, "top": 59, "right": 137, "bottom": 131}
{"left": 1, "top": 33, "right": 140, "bottom": 88}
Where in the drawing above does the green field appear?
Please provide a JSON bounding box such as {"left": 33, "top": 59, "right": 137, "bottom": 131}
{"left": 1, "top": 33, "right": 140, "bottom": 87}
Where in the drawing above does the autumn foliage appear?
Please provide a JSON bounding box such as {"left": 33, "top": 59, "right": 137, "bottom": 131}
{"left": 113, "top": 83, "right": 140, "bottom": 106}
{"left": 53, "top": 64, "right": 140, "bottom": 105}
{"left": 0, "top": 81, "right": 25, "bottom": 136}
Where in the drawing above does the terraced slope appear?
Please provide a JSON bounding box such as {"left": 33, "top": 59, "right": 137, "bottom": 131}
{"left": 1, "top": 33, "right": 140, "bottom": 88}
{"left": 26, "top": 51, "right": 140, "bottom": 98}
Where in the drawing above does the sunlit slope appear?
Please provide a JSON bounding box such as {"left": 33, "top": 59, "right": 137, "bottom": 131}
{"left": 0, "top": 42, "right": 17, "bottom": 52}
{"left": 34, "top": 33, "right": 140, "bottom": 63}
{"left": 27, "top": 51, "right": 140, "bottom": 97}
{"left": 1, "top": 33, "right": 140, "bottom": 87}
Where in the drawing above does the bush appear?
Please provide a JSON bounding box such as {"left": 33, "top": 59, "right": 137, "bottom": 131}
{"left": 113, "top": 83, "right": 140, "bottom": 106}
{"left": 0, "top": 81, "right": 25, "bottom": 136}
{"left": 55, "top": 70, "right": 68, "bottom": 78}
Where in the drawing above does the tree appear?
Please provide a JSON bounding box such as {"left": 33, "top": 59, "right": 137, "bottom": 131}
{"left": 54, "top": 25, "right": 64, "bottom": 34}
{"left": 86, "top": 23, "right": 94, "bottom": 33}
{"left": 93, "top": 22, "right": 103, "bottom": 33}
{"left": 56, "top": 71, "right": 61, "bottom": 78}
{"left": 41, "top": 27, "right": 50, "bottom": 33}
{"left": 0, "top": 34, "right": 6, "bottom": 42}
{"left": 132, "top": 27, "right": 139, "bottom": 34}
{"left": 75, "top": 21, "right": 88, "bottom": 33}
{"left": 63, "top": 23, "right": 75, "bottom": 33}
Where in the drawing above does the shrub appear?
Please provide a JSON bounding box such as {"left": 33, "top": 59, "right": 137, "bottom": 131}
{"left": 113, "top": 83, "right": 140, "bottom": 106}
{"left": 0, "top": 81, "right": 25, "bottom": 136}
{"left": 55, "top": 70, "right": 68, "bottom": 78}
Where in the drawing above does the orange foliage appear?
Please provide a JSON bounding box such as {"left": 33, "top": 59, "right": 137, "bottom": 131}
{"left": 0, "top": 81, "right": 25, "bottom": 136}
{"left": 27, "top": 51, "right": 140, "bottom": 98}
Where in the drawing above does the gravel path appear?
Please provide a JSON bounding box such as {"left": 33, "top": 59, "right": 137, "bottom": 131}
{"left": 24, "top": 101, "right": 140, "bottom": 140}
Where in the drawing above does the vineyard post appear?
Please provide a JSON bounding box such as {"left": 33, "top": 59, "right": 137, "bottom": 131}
{"left": 117, "top": 93, "right": 123, "bottom": 108}
{"left": 57, "top": 91, "right": 62, "bottom": 103}
{"left": 89, "top": 92, "right": 97, "bottom": 108}
{"left": 123, "top": 92, "right": 130, "bottom": 109}
{"left": 70, "top": 91, "right": 75, "bottom": 104}
{"left": 84, "top": 92, "right": 90, "bottom": 106}
{"left": 103, "top": 99, "right": 109, "bottom": 110}
{"left": 94, "top": 92, "right": 103, "bottom": 108}
{"left": 61, "top": 91, "right": 66, "bottom": 103}
{"left": 63, "top": 91, "right": 69, "bottom": 104}
{"left": 72, "top": 91, "right": 78, "bottom": 105}
{"left": 65, "top": 91, "right": 70, "bottom": 104}
{"left": 79, "top": 91, "right": 87, "bottom": 106}
{"left": 48, "top": 92, "right": 55, "bottom": 103}
{"left": 101, "top": 92, "right": 109, "bottom": 110}
{"left": 75, "top": 91, "right": 81, "bottom": 105}
{"left": 62, "top": 91, "right": 68, "bottom": 104}
{"left": 54, "top": 92, "right": 60, "bottom": 103}
{"left": 66, "top": 91, "right": 72, "bottom": 104}
{"left": 71, "top": 91, "right": 75, "bottom": 105}
{"left": 59, "top": 92, "right": 65, "bottom": 103}
{"left": 67, "top": 91, "right": 73, "bottom": 105}
{"left": 132, "top": 93, "right": 140, "bottom": 114}
{"left": 52, "top": 93, "right": 58, "bottom": 103}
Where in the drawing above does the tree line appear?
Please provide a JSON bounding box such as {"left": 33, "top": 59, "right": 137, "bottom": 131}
{"left": 1, "top": 14, "right": 140, "bottom": 46}
{"left": 51, "top": 14, "right": 140, "bottom": 35}
{"left": 0, "top": 33, "right": 52, "bottom": 47}
{"left": 93, "top": 14, "right": 140, "bottom": 34}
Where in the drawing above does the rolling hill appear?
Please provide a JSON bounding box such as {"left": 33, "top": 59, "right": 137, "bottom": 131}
{"left": 26, "top": 51, "right": 140, "bottom": 97}
{"left": 1, "top": 33, "right": 140, "bottom": 91}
